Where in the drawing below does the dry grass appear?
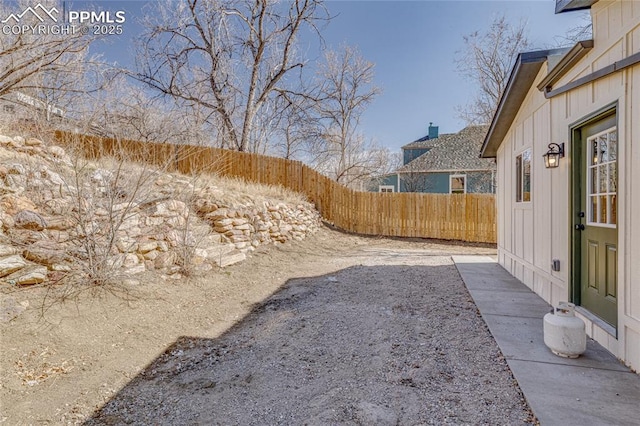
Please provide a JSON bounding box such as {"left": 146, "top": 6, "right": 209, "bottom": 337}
{"left": 194, "top": 174, "right": 309, "bottom": 206}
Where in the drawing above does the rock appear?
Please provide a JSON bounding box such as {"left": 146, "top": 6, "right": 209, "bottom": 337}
{"left": 5, "top": 265, "right": 48, "bottom": 285}
{"left": 205, "top": 244, "right": 236, "bottom": 260}
{"left": 190, "top": 248, "right": 208, "bottom": 266}
{"left": 112, "top": 202, "right": 138, "bottom": 214}
{"left": 145, "top": 216, "right": 164, "bottom": 227}
{"left": 165, "top": 216, "right": 186, "bottom": 227}
{"left": 154, "top": 251, "right": 177, "bottom": 269}
{"left": 118, "top": 214, "right": 140, "bottom": 231}
{"left": 47, "top": 230, "right": 70, "bottom": 243}
{"left": 214, "top": 218, "right": 234, "bottom": 227}
{"left": 255, "top": 223, "right": 270, "bottom": 232}
{"left": 123, "top": 265, "right": 146, "bottom": 275}
{"left": 0, "top": 244, "right": 18, "bottom": 257}
{"left": 153, "top": 200, "right": 187, "bottom": 217}
{"left": 1, "top": 196, "right": 37, "bottom": 215}
{"left": 14, "top": 210, "right": 47, "bottom": 231}
{"left": 22, "top": 247, "right": 65, "bottom": 267}
{"left": 137, "top": 241, "right": 158, "bottom": 253}
{"left": 194, "top": 199, "right": 218, "bottom": 214}
{"left": 0, "top": 255, "right": 28, "bottom": 277}
{"left": 105, "top": 255, "right": 124, "bottom": 270}
{"left": 47, "top": 145, "right": 67, "bottom": 158}
{"left": 50, "top": 264, "right": 71, "bottom": 272}
{"left": 45, "top": 217, "right": 73, "bottom": 230}
{"left": 214, "top": 250, "right": 246, "bottom": 268}
{"left": 123, "top": 253, "right": 139, "bottom": 267}
{"left": 0, "top": 211, "right": 15, "bottom": 229}
{"left": 43, "top": 198, "right": 72, "bottom": 216}
{"left": 25, "top": 138, "right": 43, "bottom": 147}
{"left": 205, "top": 209, "right": 230, "bottom": 221}
{"left": 143, "top": 250, "right": 158, "bottom": 261}
{"left": 40, "top": 167, "right": 65, "bottom": 186}
{"left": 227, "top": 235, "right": 249, "bottom": 243}
{"left": 224, "top": 229, "right": 245, "bottom": 237}
{"left": 6, "top": 163, "right": 26, "bottom": 175}
{"left": 116, "top": 238, "right": 138, "bottom": 253}
{"left": 200, "top": 234, "right": 223, "bottom": 246}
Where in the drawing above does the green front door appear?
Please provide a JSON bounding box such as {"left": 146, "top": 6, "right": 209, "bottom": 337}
{"left": 576, "top": 114, "right": 618, "bottom": 328}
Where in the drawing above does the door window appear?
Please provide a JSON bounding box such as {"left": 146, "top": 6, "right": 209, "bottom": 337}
{"left": 587, "top": 127, "right": 617, "bottom": 227}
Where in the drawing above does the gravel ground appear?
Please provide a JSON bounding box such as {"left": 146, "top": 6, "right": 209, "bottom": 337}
{"left": 85, "top": 255, "right": 535, "bottom": 425}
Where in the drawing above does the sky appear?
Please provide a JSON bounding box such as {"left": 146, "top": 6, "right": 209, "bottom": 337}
{"left": 57, "top": 0, "right": 590, "bottom": 153}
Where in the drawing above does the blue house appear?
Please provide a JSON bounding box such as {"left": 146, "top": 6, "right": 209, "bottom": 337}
{"left": 376, "top": 124, "right": 496, "bottom": 194}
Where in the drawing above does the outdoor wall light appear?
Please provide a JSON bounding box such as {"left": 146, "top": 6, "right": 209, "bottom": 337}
{"left": 543, "top": 143, "right": 565, "bottom": 168}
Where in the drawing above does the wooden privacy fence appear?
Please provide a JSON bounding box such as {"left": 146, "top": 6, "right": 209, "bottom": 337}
{"left": 54, "top": 131, "right": 497, "bottom": 243}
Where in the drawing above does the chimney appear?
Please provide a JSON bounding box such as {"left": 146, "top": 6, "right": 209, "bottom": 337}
{"left": 428, "top": 122, "right": 439, "bottom": 139}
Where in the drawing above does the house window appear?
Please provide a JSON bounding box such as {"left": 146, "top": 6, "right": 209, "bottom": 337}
{"left": 516, "top": 149, "right": 532, "bottom": 202}
{"left": 450, "top": 175, "right": 466, "bottom": 194}
{"left": 379, "top": 185, "right": 394, "bottom": 193}
{"left": 587, "top": 127, "right": 617, "bottom": 226}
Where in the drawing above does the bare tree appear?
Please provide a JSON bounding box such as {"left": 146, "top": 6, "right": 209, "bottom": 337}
{"left": 456, "top": 14, "right": 530, "bottom": 125}
{"left": 399, "top": 170, "right": 430, "bottom": 193}
{"left": 79, "top": 76, "right": 214, "bottom": 145}
{"left": 265, "top": 90, "right": 317, "bottom": 159}
{"left": 135, "top": 0, "right": 328, "bottom": 152}
{"left": 308, "top": 45, "right": 386, "bottom": 188}
{"left": 0, "top": 0, "right": 99, "bottom": 101}
{"left": 553, "top": 13, "right": 592, "bottom": 46}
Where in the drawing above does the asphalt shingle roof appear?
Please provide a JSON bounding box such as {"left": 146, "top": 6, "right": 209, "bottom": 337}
{"left": 398, "top": 125, "right": 495, "bottom": 172}
{"left": 401, "top": 135, "right": 440, "bottom": 149}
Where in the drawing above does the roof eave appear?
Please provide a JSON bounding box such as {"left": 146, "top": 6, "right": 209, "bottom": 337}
{"left": 480, "top": 50, "right": 562, "bottom": 158}
{"left": 537, "top": 40, "right": 594, "bottom": 91}
{"left": 555, "top": 0, "right": 599, "bottom": 13}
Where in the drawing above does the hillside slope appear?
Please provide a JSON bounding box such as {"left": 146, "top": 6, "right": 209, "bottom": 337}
{"left": 0, "top": 134, "right": 321, "bottom": 288}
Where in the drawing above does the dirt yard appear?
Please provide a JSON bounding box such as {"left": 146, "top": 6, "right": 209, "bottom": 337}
{"left": 0, "top": 227, "right": 535, "bottom": 425}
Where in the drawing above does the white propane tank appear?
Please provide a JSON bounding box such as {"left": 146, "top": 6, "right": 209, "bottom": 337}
{"left": 543, "top": 302, "right": 586, "bottom": 358}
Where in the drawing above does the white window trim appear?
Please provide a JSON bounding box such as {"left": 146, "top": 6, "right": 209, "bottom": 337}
{"left": 449, "top": 174, "right": 467, "bottom": 194}
{"left": 379, "top": 185, "right": 394, "bottom": 193}
{"left": 516, "top": 148, "right": 532, "bottom": 203}
{"left": 586, "top": 126, "right": 617, "bottom": 228}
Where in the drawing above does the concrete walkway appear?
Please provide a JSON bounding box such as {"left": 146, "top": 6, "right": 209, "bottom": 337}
{"left": 452, "top": 256, "right": 640, "bottom": 426}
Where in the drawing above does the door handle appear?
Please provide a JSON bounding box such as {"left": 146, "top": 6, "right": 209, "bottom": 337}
{"left": 575, "top": 224, "right": 585, "bottom": 231}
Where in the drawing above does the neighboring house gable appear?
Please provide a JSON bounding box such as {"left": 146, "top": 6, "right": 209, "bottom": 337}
{"left": 398, "top": 125, "right": 496, "bottom": 194}
{"left": 401, "top": 123, "right": 440, "bottom": 165}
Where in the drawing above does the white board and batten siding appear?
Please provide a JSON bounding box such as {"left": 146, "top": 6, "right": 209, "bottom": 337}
{"left": 497, "top": 0, "right": 640, "bottom": 371}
